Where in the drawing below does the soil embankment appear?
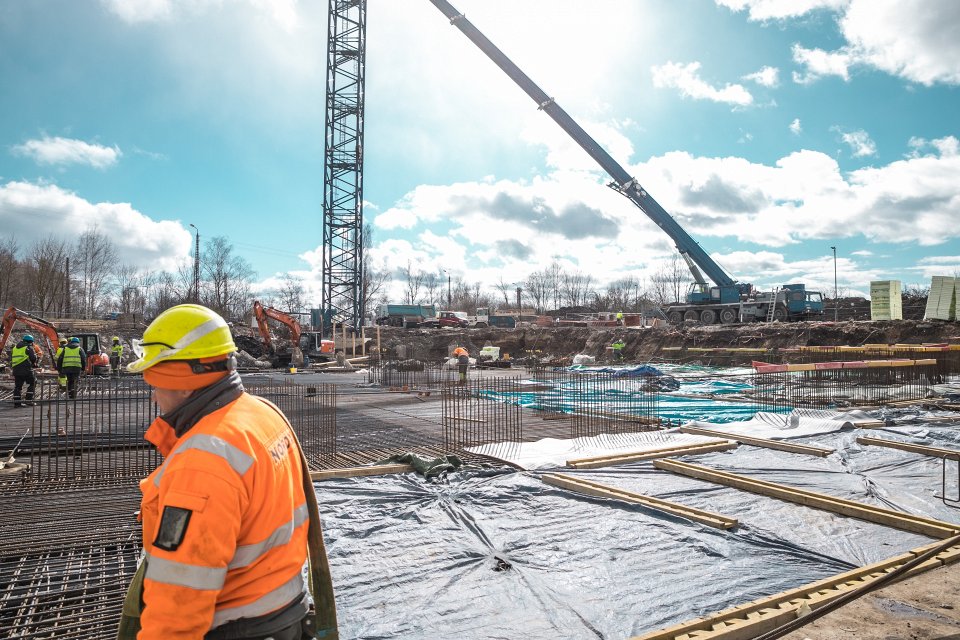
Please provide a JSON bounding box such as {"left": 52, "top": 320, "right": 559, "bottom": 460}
{"left": 369, "top": 320, "right": 960, "bottom": 363}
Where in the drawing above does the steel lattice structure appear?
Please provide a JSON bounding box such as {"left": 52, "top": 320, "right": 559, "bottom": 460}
{"left": 322, "top": 0, "right": 367, "bottom": 328}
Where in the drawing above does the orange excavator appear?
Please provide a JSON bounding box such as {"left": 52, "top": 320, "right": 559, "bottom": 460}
{"left": 252, "top": 301, "right": 335, "bottom": 368}
{"left": 0, "top": 306, "right": 109, "bottom": 374}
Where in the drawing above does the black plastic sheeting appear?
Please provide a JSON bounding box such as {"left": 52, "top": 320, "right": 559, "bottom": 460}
{"left": 313, "top": 415, "right": 960, "bottom": 639}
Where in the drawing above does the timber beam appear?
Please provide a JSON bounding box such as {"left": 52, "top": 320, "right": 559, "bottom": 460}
{"left": 654, "top": 459, "right": 959, "bottom": 539}
{"left": 679, "top": 426, "right": 834, "bottom": 457}
{"left": 857, "top": 435, "right": 960, "bottom": 459}
{"left": 542, "top": 473, "right": 737, "bottom": 530}
{"left": 566, "top": 440, "right": 738, "bottom": 469}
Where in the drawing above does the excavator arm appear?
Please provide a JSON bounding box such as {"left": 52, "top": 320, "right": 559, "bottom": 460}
{"left": 0, "top": 306, "right": 60, "bottom": 367}
{"left": 252, "top": 301, "right": 303, "bottom": 348}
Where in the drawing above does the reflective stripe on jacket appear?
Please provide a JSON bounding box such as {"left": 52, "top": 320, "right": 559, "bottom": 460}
{"left": 61, "top": 346, "right": 83, "bottom": 371}
{"left": 136, "top": 392, "right": 309, "bottom": 638}
{"left": 12, "top": 345, "right": 29, "bottom": 367}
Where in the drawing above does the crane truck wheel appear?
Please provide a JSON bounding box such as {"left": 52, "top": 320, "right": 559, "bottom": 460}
{"left": 682, "top": 310, "right": 699, "bottom": 323}
{"left": 667, "top": 311, "right": 683, "bottom": 324}
{"left": 700, "top": 309, "right": 717, "bottom": 324}
{"left": 474, "top": 322, "right": 488, "bottom": 328}
{"left": 773, "top": 306, "right": 787, "bottom": 322}
{"left": 719, "top": 308, "right": 737, "bottom": 324}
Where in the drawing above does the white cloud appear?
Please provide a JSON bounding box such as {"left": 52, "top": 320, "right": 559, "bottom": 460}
{"left": 789, "top": 118, "right": 802, "bottom": 135}
{"left": 791, "top": 45, "right": 852, "bottom": 84}
{"left": 11, "top": 136, "right": 121, "bottom": 169}
{"left": 0, "top": 181, "right": 192, "bottom": 272}
{"left": 743, "top": 65, "right": 780, "bottom": 87}
{"left": 732, "top": 0, "right": 960, "bottom": 87}
{"left": 715, "top": 0, "right": 848, "bottom": 21}
{"left": 651, "top": 61, "right": 754, "bottom": 106}
{"left": 101, "top": 0, "right": 299, "bottom": 31}
{"left": 833, "top": 127, "right": 877, "bottom": 157}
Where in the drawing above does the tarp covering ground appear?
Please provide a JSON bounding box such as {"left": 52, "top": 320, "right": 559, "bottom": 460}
{"left": 313, "top": 413, "right": 960, "bottom": 639}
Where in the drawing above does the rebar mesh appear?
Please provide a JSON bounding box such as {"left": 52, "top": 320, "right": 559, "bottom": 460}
{"left": 367, "top": 358, "right": 459, "bottom": 389}
{"left": 1, "top": 377, "right": 337, "bottom": 484}
{"left": 751, "top": 360, "right": 938, "bottom": 411}
{"left": 442, "top": 370, "right": 661, "bottom": 461}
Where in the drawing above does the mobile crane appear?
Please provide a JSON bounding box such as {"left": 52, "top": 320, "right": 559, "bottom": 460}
{"left": 0, "top": 307, "right": 108, "bottom": 373}
{"left": 252, "top": 301, "right": 335, "bottom": 368}
{"left": 426, "top": 0, "right": 824, "bottom": 324}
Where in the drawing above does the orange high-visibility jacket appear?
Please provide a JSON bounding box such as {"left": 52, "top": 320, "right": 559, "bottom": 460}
{"left": 138, "top": 393, "right": 308, "bottom": 638}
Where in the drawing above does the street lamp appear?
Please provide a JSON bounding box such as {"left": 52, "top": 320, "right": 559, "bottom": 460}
{"left": 189, "top": 224, "right": 200, "bottom": 304}
{"left": 830, "top": 246, "right": 838, "bottom": 322}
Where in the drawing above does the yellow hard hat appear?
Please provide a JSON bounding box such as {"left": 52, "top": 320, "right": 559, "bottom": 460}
{"left": 112, "top": 336, "right": 120, "bottom": 341}
{"left": 127, "top": 304, "right": 235, "bottom": 373}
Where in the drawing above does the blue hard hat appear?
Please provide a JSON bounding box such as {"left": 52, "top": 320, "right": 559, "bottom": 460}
{"left": 22, "top": 334, "right": 34, "bottom": 343}
{"left": 69, "top": 337, "right": 80, "bottom": 344}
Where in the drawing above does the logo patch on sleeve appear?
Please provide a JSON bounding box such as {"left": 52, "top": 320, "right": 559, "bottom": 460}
{"left": 153, "top": 506, "right": 193, "bottom": 552}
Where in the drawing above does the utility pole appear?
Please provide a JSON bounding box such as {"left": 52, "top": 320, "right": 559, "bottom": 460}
{"left": 444, "top": 269, "right": 451, "bottom": 308}
{"left": 190, "top": 224, "right": 200, "bottom": 304}
{"left": 830, "top": 246, "right": 838, "bottom": 322}
{"left": 65, "top": 257, "right": 70, "bottom": 317}
{"left": 515, "top": 287, "right": 522, "bottom": 320}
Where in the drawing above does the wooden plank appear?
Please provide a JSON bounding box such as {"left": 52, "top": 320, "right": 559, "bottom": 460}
{"left": 631, "top": 538, "right": 960, "bottom": 640}
{"left": 654, "top": 459, "right": 959, "bottom": 538}
{"left": 679, "top": 426, "right": 834, "bottom": 457}
{"left": 567, "top": 440, "right": 738, "bottom": 469}
{"left": 309, "top": 463, "right": 413, "bottom": 481}
{"left": 542, "top": 473, "right": 737, "bottom": 530}
{"left": 857, "top": 435, "right": 960, "bottom": 459}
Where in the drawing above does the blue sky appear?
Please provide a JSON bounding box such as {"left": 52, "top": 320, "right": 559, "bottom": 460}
{"left": 1, "top": 0, "right": 958, "bottom": 304}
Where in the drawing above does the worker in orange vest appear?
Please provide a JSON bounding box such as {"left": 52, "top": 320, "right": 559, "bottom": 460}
{"left": 453, "top": 346, "right": 469, "bottom": 383}
{"left": 117, "top": 304, "right": 338, "bottom": 640}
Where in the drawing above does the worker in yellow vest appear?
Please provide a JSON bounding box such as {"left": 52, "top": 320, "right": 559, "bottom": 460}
{"left": 110, "top": 336, "right": 124, "bottom": 375}
{"left": 11, "top": 335, "right": 39, "bottom": 407}
{"left": 55, "top": 338, "right": 68, "bottom": 390}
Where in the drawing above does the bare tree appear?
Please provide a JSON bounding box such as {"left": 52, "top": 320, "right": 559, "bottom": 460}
{"left": 203, "top": 236, "right": 256, "bottom": 320}
{"left": 423, "top": 272, "right": 441, "bottom": 307}
{"left": 650, "top": 253, "right": 687, "bottom": 305}
{"left": 277, "top": 273, "right": 305, "bottom": 313}
{"left": 113, "top": 264, "right": 149, "bottom": 318}
{"left": 561, "top": 270, "right": 593, "bottom": 308}
{"left": 544, "top": 261, "right": 565, "bottom": 311}
{"left": 73, "top": 227, "right": 117, "bottom": 318}
{"left": 0, "top": 236, "right": 20, "bottom": 308}
{"left": 26, "top": 236, "right": 70, "bottom": 315}
{"left": 401, "top": 261, "right": 424, "bottom": 304}
{"left": 524, "top": 271, "right": 547, "bottom": 313}
{"left": 494, "top": 276, "right": 514, "bottom": 307}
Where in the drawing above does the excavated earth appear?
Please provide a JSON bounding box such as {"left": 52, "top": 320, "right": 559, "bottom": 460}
{"left": 369, "top": 319, "right": 960, "bottom": 362}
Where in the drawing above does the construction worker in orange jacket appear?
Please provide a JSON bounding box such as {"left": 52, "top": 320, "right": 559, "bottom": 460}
{"left": 118, "top": 304, "right": 338, "bottom": 640}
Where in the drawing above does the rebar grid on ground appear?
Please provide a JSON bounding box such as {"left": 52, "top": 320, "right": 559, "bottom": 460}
{"left": 0, "top": 482, "right": 141, "bottom": 640}
{"left": 367, "top": 358, "right": 503, "bottom": 389}
{"left": 751, "top": 361, "right": 938, "bottom": 411}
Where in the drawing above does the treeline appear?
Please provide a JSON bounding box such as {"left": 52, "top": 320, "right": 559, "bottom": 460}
{"left": 390, "top": 256, "right": 690, "bottom": 314}
{"left": 0, "top": 232, "right": 262, "bottom": 322}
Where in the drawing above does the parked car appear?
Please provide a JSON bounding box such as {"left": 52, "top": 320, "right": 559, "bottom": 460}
{"left": 422, "top": 311, "right": 469, "bottom": 328}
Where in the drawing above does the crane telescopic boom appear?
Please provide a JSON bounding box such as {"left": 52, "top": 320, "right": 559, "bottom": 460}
{"left": 426, "top": 0, "right": 741, "bottom": 296}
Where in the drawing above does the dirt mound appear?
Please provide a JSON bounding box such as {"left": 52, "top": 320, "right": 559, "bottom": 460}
{"left": 371, "top": 320, "right": 960, "bottom": 363}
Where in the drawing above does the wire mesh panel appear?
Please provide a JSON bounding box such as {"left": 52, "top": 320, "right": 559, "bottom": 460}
{"left": 245, "top": 380, "right": 337, "bottom": 460}
{"left": 442, "top": 378, "right": 523, "bottom": 452}
{"left": 368, "top": 359, "right": 459, "bottom": 389}
{"left": 16, "top": 377, "right": 160, "bottom": 483}
{"left": 750, "top": 360, "right": 939, "bottom": 410}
